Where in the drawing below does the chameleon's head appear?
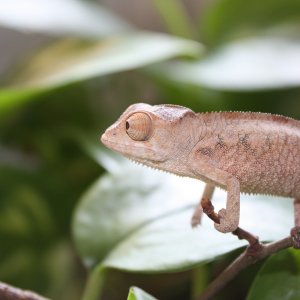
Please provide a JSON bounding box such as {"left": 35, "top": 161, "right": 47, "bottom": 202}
{"left": 101, "top": 103, "right": 199, "bottom": 174}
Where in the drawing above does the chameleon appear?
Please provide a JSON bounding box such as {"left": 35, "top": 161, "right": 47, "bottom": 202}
{"left": 101, "top": 103, "right": 300, "bottom": 239}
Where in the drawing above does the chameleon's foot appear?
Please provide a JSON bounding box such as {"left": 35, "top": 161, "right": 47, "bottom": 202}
{"left": 201, "top": 198, "right": 238, "bottom": 233}
{"left": 191, "top": 203, "right": 203, "bottom": 228}
{"left": 290, "top": 226, "right": 300, "bottom": 249}
{"left": 201, "top": 197, "right": 260, "bottom": 248}
{"left": 201, "top": 199, "right": 237, "bottom": 232}
{"left": 214, "top": 209, "right": 239, "bottom": 233}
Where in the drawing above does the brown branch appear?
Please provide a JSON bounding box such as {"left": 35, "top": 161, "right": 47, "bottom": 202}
{"left": 0, "top": 282, "right": 49, "bottom": 300}
{"left": 294, "top": 198, "right": 300, "bottom": 226}
{"left": 291, "top": 199, "right": 300, "bottom": 249}
{"left": 197, "top": 236, "right": 292, "bottom": 300}
{"left": 201, "top": 197, "right": 220, "bottom": 224}
{"left": 197, "top": 197, "right": 298, "bottom": 300}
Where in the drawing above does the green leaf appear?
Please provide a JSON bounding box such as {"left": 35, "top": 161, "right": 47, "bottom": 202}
{"left": 74, "top": 148, "right": 293, "bottom": 300}
{"left": 82, "top": 266, "right": 107, "bottom": 300}
{"left": 127, "top": 287, "right": 158, "bottom": 300}
{"left": 8, "top": 34, "right": 201, "bottom": 89}
{"left": 73, "top": 148, "right": 293, "bottom": 271}
{"left": 247, "top": 249, "right": 300, "bottom": 300}
{"left": 0, "top": 33, "right": 202, "bottom": 113}
{"left": 149, "top": 36, "right": 300, "bottom": 90}
{"left": 201, "top": 0, "right": 300, "bottom": 46}
{"left": 0, "top": 0, "right": 131, "bottom": 38}
{"left": 102, "top": 196, "right": 292, "bottom": 272}
{"left": 72, "top": 149, "right": 203, "bottom": 267}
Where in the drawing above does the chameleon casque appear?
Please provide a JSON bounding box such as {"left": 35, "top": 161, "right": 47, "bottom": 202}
{"left": 101, "top": 103, "right": 300, "bottom": 240}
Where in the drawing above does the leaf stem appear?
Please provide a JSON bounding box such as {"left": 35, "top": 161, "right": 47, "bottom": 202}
{"left": 82, "top": 265, "right": 107, "bottom": 300}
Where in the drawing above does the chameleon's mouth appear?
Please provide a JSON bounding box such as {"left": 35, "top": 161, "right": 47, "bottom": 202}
{"left": 101, "top": 132, "right": 167, "bottom": 163}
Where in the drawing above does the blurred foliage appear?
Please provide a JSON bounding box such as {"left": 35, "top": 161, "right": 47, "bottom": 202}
{"left": 127, "top": 287, "right": 158, "bottom": 300}
{"left": 247, "top": 249, "right": 300, "bottom": 300}
{"left": 200, "top": 0, "right": 300, "bottom": 46}
{"left": 0, "top": 0, "right": 300, "bottom": 299}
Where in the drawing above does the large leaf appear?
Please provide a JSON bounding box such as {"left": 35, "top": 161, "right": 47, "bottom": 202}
{"left": 150, "top": 36, "right": 300, "bottom": 90}
{"left": 7, "top": 33, "right": 201, "bottom": 89}
{"left": 73, "top": 149, "right": 203, "bottom": 267}
{"left": 247, "top": 249, "right": 300, "bottom": 300}
{"left": 73, "top": 148, "right": 293, "bottom": 271}
{"left": 0, "top": 0, "right": 131, "bottom": 38}
{"left": 73, "top": 148, "right": 293, "bottom": 300}
{"left": 201, "top": 0, "right": 300, "bottom": 46}
{"left": 127, "top": 287, "right": 158, "bottom": 300}
{"left": 101, "top": 195, "right": 292, "bottom": 272}
{"left": 0, "top": 33, "right": 202, "bottom": 113}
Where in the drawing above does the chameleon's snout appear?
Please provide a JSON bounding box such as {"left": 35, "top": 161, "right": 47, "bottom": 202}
{"left": 100, "top": 131, "right": 109, "bottom": 147}
{"left": 101, "top": 124, "right": 119, "bottom": 149}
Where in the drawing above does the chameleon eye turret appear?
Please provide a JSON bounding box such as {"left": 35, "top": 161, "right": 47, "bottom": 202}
{"left": 125, "top": 112, "right": 152, "bottom": 141}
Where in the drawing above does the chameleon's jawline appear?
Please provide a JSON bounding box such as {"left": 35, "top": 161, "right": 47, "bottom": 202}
{"left": 101, "top": 133, "right": 166, "bottom": 163}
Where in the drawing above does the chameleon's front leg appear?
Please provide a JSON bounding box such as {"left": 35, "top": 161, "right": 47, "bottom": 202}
{"left": 191, "top": 159, "right": 240, "bottom": 233}
{"left": 214, "top": 176, "right": 240, "bottom": 233}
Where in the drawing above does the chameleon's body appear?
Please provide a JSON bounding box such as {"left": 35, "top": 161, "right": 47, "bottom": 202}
{"left": 193, "top": 110, "right": 300, "bottom": 197}
{"left": 101, "top": 103, "right": 300, "bottom": 233}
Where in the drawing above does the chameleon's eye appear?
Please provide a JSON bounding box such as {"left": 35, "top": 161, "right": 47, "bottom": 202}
{"left": 125, "top": 112, "right": 152, "bottom": 141}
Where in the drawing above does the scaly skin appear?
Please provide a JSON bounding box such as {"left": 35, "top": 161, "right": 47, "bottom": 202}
{"left": 101, "top": 103, "right": 300, "bottom": 233}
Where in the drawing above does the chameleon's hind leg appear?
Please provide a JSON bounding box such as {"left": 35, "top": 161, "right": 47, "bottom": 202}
{"left": 291, "top": 198, "right": 300, "bottom": 249}
{"left": 191, "top": 184, "right": 215, "bottom": 228}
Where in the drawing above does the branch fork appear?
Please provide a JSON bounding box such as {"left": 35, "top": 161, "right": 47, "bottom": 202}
{"left": 196, "top": 197, "right": 299, "bottom": 300}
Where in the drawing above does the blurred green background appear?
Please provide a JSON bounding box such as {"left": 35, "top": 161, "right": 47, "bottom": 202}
{"left": 1, "top": 0, "right": 300, "bottom": 300}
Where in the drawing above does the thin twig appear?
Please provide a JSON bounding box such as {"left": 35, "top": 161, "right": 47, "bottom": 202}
{"left": 197, "top": 237, "right": 292, "bottom": 300}
{"left": 0, "top": 282, "right": 49, "bottom": 300}
{"left": 290, "top": 198, "right": 300, "bottom": 249}
{"left": 201, "top": 197, "right": 221, "bottom": 224}
{"left": 294, "top": 198, "right": 300, "bottom": 226}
